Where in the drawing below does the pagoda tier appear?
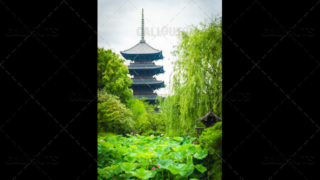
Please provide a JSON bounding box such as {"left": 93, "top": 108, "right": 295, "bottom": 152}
{"left": 120, "top": 9, "right": 164, "bottom": 105}
{"left": 120, "top": 42, "right": 163, "bottom": 61}
{"left": 131, "top": 79, "right": 164, "bottom": 88}
{"left": 128, "top": 64, "right": 164, "bottom": 76}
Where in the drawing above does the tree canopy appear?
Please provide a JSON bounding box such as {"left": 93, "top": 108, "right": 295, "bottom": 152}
{"left": 160, "top": 17, "right": 222, "bottom": 137}
{"left": 97, "top": 48, "right": 133, "bottom": 104}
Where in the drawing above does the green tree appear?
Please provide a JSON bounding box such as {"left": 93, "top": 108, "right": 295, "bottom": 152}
{"left": 160, "top": 16, "right": 222, "bottom": 137}
{"left": 97, "top": 90, "right": 133, "bottom": 134}
{"left": 97, "top": 48, "right": 133, "bottom": 104}
{"left": 143, "top": 102, "right": 165, "bottom": 132}
{"left": 127, "top": 98, "right": 148, "bottom": 134}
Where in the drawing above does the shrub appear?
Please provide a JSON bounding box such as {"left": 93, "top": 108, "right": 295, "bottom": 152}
{"left": 97, "top": 90, "right": 133, "bottom": 134}
{"left": 198, "top": 121, "right": 222, "bottom": 180}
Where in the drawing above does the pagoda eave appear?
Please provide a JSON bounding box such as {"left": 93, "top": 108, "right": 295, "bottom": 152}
{"left": 130, "top": 83, "right": 164, "bottom": 90}
{"left": 130, "top": 81, "right": 164, "bottom": 85}
{"left": 128, "top": 66, "right": 163, "bottom": 70}
{"left": 120, "top": 51, "right": 163, "bottom": 60}
{"left": 129, "top": 69, "right": 164, "bottom": 75}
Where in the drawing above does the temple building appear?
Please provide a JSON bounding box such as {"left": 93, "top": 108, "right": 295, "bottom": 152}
{"left": 120, "top": 9, "right": 165, "bottom": 106}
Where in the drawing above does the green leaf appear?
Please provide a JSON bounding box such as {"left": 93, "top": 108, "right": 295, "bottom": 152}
{"left": 105, "top": 164, "right": 118, "bottom": 171}
{"left": 195, "top": 164, "right": 207, "bottom": 174}
{"left": 113, "top": 158, "right": 124, "bottom": 165}
{"left": 175, "top": 151, "right": 187, "bottom": 160}
{"left": 157, "top": 158, "right": 174, "bottom": 169}
{"left": 124, "top": 155, "right": 137, "bottom": 163}
{"left": 114, "top": 167, "right": 123, "bottom": 175}
{"left": 120, "top": 162, "right": 136, "bottom": 172}
{"left": 188, "top": 145, "right": 197, "bottom": 153}
{"left": 100, "top": 141, "right": 113, "bottom": 149}
{"left": 154, "top": 149, "right": 165, "bottom": 157}
{"left": 173, "top": 137, "right": 183, "bottom": 142}
{"left": 167, "top": 164, "right": 188, "bottom": 177}
{"left": 137, "top": 151, "right": 155, "bottom": 159}
{"left": 131, "top": 168, "right": 153, "bottom": 179}
{"left": 185, "top": 168, "right": 194, "bottom": 178}
{"left": 167, "top": 164, "right": 180, "bottom": 175}
{"left": 185, "top": 163, "right": 195, "bottom": 177}
{"left": 179, "top": 144, "right": 193, "bottom": 152}
{"left": 193, "top": 149, "right": 208, "bottom": 160}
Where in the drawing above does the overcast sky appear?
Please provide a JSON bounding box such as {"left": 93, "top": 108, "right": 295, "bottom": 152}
{"left": 98, "top": 0, "right": 221, "bottom": 96}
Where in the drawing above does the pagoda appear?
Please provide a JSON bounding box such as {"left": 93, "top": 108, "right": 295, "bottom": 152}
{"left": 120, "top": 9, "right": 165, "bottom": 105}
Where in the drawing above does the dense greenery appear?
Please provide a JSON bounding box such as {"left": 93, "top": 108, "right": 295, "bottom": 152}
{"left": 97, "top": 48, "right": 164, "bottom": 136}
{"left": 159, "top": 17, "right": 222, "bottom": 137}
{"left": 98, "top": 134, "right": 210, "bottom": 180}
{"left": 98, "top": 17, "right": 222, "bottom": 180}
{"left": 198, "top": 122, "right": 222, "bottom": 180}
{"left": 127, "top": 98, "right": 165, "bottom": 136}
{"left": 97, "top": 90, "right": 133, "bottom": 134}
{"left": 158, "top": 17, "right": 222, "bottom": 179}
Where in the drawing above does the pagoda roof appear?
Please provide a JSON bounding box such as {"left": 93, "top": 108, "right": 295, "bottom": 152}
{"left": 120, "top": 42, "right": 163, "bottom": 60}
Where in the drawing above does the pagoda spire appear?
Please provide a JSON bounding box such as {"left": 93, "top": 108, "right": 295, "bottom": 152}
{"left": 140, "top": 9, "right": 146, "bottom": 43}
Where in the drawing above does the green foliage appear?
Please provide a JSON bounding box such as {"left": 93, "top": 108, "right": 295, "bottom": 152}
{"left": 127, "top": 97, "right": 166, "bottom": 135}
{"left": 127, "top": 98, "right": 148, "bottom": 134}
{"left": 159, "top": 16, "right": 222, "bottom": 137}
{"left": 131, "top": 168, "right": 153, "bottom": 179}
{"left": 198, "top": 121, "right": 222, "bottom": 180}
{"left": 98, "top": 134, "right": 211, "bottom": 180}
{"left": 120, "top": 162, "right": 136, "bottom": 172}
{"left": 97, "top": 90, "right": 133, "bottom": 134}
{"left": 195, "top": 164, "right": 207, "bottom": 174}
{"left": 193, "top": 149, "right": 208, "bottom": 160}
{"left": 96, "top": 16, "right": 222, "bottom": 180}
{"left": 141, "top": 130, "right": 165, "bottom": 137}
{"left": 98, "top": 48, "right": 132, "bottom": 104}
{"left": 157, "top": 158, "right": 174, "bottom": 168}
{"left": 98, "top": 132, "right": 117, "bottom": 137}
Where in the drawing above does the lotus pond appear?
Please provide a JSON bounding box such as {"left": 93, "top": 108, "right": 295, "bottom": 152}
{"left": 98, "top": 134, "right": 211, "bottom": 180}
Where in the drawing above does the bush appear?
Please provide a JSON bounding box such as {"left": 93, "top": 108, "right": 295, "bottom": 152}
{"left": 198, "top": 121, "right": 222, "bottom": 180}
{"left": 98, "top": 132, "right": 117, "bottom": 137}
{"left": 141, "top": 130, "right": 165, "bottom": 137}
{"left": 97, "top": 90, "right": 133, "bottom": 134}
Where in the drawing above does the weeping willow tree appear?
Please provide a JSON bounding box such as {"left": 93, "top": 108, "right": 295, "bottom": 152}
{"left": 160, "top": 16, "right": 222, "bottom": 137}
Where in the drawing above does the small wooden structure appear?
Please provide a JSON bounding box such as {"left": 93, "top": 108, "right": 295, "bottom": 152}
{"left": 195, "top": 108, "right": 222, "bottom": 137}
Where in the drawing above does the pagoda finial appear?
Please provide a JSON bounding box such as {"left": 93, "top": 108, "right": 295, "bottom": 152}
{"left": 140, "top": 9, "right": 145, "bottom": 43}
